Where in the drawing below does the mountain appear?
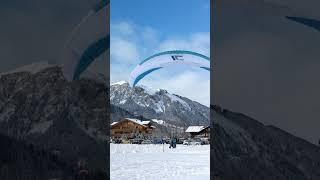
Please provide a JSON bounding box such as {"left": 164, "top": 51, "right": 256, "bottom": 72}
{"left": 110, "top": 81, "right": 210, "bottom": 127}
{"left": 0, "top": 64, "right": 109, "bottom": 177}
{"left": 211, "top": 105, "right": 320, "bottom": 180}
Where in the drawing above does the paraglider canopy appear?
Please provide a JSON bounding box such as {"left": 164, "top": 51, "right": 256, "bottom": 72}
{"left": 129, "top": 50, "right": 210, "bottom": 87}
{"left": 61, "top": 0, "right": 109, "bottom": 81}
{"left": 286, "top": 16, "right": 320, "bottom": 32}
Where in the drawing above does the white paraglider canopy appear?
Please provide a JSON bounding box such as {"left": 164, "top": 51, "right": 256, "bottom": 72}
{"left": 129, "top": 50, "right": 210, "bottom": 86}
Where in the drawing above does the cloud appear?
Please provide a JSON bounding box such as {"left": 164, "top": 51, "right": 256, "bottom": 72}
{"left": 142, "top": 26, "right": 158, "bottom": 43}
{"left": 142, "top": 70, "right": 210, "bottom": 106}
{"left": 159, "top": 32, "right": 210, "bottom": 56}
{"left": 110, "top": 62, "right": 131, "bottom": 82}
{"left": 110, "top": 22, "right": 159, "bottom": 65}
{"left": 110, "top": 37, "right": 139, "bottom": 64}
{"left": 111, "top": 21, "right": 135, "bottom": 36}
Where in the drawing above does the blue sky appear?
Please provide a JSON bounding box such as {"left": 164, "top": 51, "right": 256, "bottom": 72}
{"left": 111, "top": 0, "right": 209, "bottom": 36}
{"left": 110, "top": 0, "right": 210, "bottom": 106}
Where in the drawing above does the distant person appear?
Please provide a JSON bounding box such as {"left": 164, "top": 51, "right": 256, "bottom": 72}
{"left": 169, "top": 137, "right": 177, "bottom": 148}
{"left": 169, "top": 137, "right": 174, "bottom": 148}
{"left": 173, "top": 137, "right": 177, "bottom": 148}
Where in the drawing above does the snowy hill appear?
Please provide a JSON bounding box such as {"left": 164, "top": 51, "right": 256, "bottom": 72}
{"left": 110, "top": 81, "right": 209, "bottom": 127}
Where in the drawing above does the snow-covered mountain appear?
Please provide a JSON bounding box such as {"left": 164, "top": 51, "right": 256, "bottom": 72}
{"left": 0, "top": 64, "right": 109, "bottom": 172}
{"left": 110, "top": 81, "right": 209, "bottom": 127}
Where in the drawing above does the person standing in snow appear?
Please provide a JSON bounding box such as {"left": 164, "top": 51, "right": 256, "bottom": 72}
{"left": 169, "top": 137, "right": 174, "bottom": 148}
{"left": 173, "top": 137, "right": 177, "bottom": 148}
{"left": 169, "top": 137, "right": 177, "bottom": 148}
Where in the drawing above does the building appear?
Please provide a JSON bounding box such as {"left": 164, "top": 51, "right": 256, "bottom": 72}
{"left": 185, "top": 126, "right": 210, "bottom": 138}
{"left": 111, "top": 118, "right": 155, "bottom": 139}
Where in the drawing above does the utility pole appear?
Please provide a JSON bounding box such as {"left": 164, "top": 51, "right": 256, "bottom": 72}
{"left": 163, "top": 137, "right": 164, "bottom": 152}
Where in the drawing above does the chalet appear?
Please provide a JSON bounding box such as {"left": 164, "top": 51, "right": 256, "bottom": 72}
{"left": 185, "top": 126, "right": 210, "bottom": 138}
{"left": 111, "top": 118, "right": 155, "bottom": 139}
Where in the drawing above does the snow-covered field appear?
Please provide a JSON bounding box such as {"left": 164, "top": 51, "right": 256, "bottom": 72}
{"left": 110, "top": 144, "right": 210, "bottom": 180}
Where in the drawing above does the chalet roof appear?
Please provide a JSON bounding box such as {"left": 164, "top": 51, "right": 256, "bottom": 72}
{"left": 185, "top": 126, "right": 209, "bottom": 133}
{"left": 125, "top": 118, "right": 151, "bottom": 126}
{"left": 110, "top": 118, "right": 154, "bottom": 128}
{"left": 111, "top": 122, "right": 118, "bottom": 126}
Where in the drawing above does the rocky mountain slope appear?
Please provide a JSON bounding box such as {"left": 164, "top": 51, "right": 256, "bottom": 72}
{"left": 211, "top": 105, "right": 320, "bottom": 180}
{"left": 0, "top": 64, "right": 109, "bottom": 177}
{"left": 110, "top": 81, "right": 210, "bottom": 127}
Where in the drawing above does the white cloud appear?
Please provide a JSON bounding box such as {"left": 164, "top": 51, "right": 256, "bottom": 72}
{"left": 158, "top": 32, "right": 210, "bottom": 56}
{"left": 111, "top": 21, "right": 135, "bottom": 36}
{"left": 110, "top": 37, "right": 139, "bottom": 64}
{"left": 110, "top": 63, "right": 131, "bottom": 83}
{"left": 141, "top": 26, "right": 158, "bottom": 44}
{"left": 141, "top": 70, "right": 210, "bottom": 106}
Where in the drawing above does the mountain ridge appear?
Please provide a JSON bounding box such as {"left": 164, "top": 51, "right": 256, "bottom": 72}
{"left": 110, "top": 81, "right": 210, "bottom": 127}
{"left": 211, "top": 105, "right": 320, "bottom": 180}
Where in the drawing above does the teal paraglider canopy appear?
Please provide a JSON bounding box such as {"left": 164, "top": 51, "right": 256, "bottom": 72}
{"left": 286, "top": 16, "right": 320, "bottom": 32}
{"left": 72, "top": 36, "right": 109, "bottom": 80}
{"left": 129, "top": 50, "right": 210, "bottom": 87}
{"left": 62, "top": 0, "right": 109, "bottom": 81}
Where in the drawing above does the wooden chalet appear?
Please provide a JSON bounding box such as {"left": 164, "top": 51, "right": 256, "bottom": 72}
{"left": 111, "top": 118, "right": 155, "bottom": 139}
{"left": 185, "top": 126, "right": 210, "bottom": 138}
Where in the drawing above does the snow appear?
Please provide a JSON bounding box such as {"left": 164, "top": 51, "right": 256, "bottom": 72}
{"left": 154, "top": 101, "right": 165, "bottom": 113}
{"left": 125, "top": 118, "right": 150, "bottom": 127}
{"left": 185, "top": 126, "right": 205, "bottom": 133}
{"left": 111, "top": 81, "right": 128, "bottom": 86}
{"left": 119, "top": 99, "right": 127, "bottom": 104}
{"left": 29, "top": 120, "right": 53, "bottom": 134}
{"left": 137, "top": 84, "right": 159, "bottom": 95}
{"left": 0, "top": 62, "right": 56, "bottom": 77}
{"left": 166, "top": 93, "right": 191, "bottom": 111}
{"left": 136, "top": 101, "right": 146, "bottom": 107}
{"left": 111, "top": 122, "right": 118, "bottom": 126}
{"left": 152, "top": 119, "right": 165, "bottom": 125}
{"left": 141, "top": 121, "right": 150, "bottom": 125}
{"left": 110, "top": 144, "right": 210, "bottom": 180}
